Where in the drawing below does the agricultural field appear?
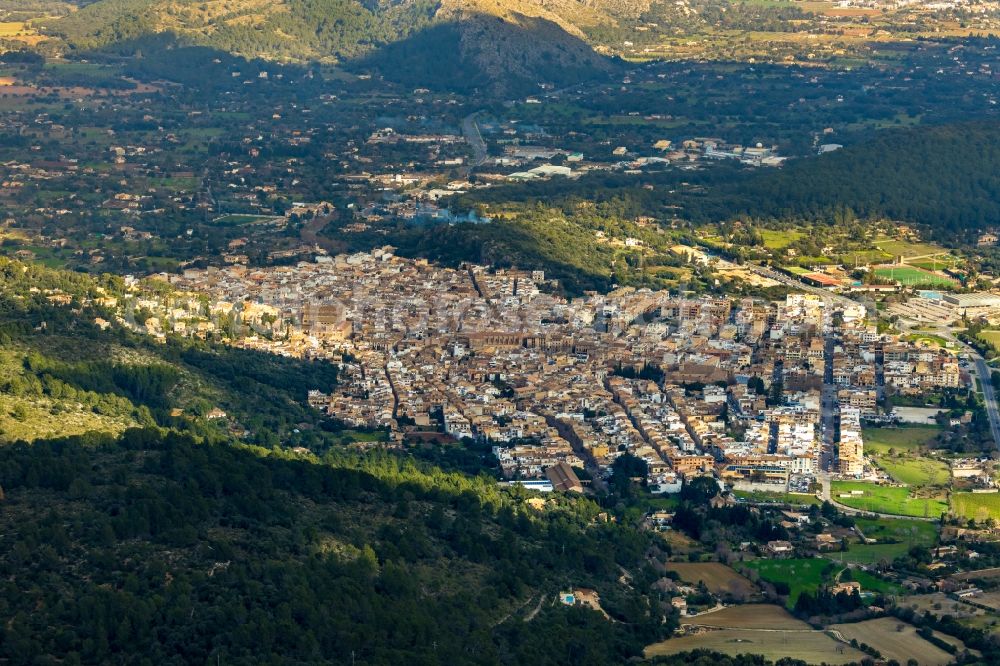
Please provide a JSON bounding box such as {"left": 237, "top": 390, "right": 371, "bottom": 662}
{"left": 742, "top": 558, "right": 835, "bottom": 606}
{"left": 685, "top": 604, "right": 807, "bottom": 630}
{"left": 874, "top": 237, "right": 949, "bottom": 259}
{"left": 0, "top": 21, "right": 46, "bottom": 46}
{"left": 830, "top": 617, "right": 960, "bottom": 666}
{"left": 854, "top": 517, "right": 938, "bottom": 546}
{"left": 831, "top": 480, "right": 948, "bottom": 518}
{"left": 644, "top": 628, "right": 865, "bottom": 664}
{"left": 760, "top": 229, "right": 803, "bottom": 250}
{"left": 908, "top": 255, "right": 961, "bottom": 271}
{"left": 876, "top": 454, "right": 950, "bottom": 486}
{"left": 951, "top": 492, "right": 1000, "bottom": 522}
{"left": 977, "top": 330, "right": 1000, "bottom": 352}
{"left": 665, "top": 563, "right": 757, "bottom": 598}
{"left": 826, "top": 542, "right": 910, "bottom": 565}
{"left": 872, "top": 265, "right": 957, "bottom": 287}
{"left": 657, "top": 529, "right": 700, "bottom": 556}
{"left": 861, "top": 425, "right": 942, "bottom": 455}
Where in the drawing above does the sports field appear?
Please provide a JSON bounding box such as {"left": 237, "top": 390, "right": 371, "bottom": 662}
{"left": 831, "top": 481, "right": 948, "bottom": 518}
{"left": 872, "top": 265, "right": 957, "bottom": 287}
{"left": 952, "top": 492, "right": 1000, "bottom": 522}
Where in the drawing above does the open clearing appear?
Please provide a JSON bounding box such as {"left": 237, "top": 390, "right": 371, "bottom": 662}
{"left": 831, "top": 480, "right": 948, "bottom": 518}
{"left": 0, "top": 21, "right": 46, "bottom": 46}
{"left": 854, "top": 517, "right": 938, "bottom": 546}
{"left": 830, "top": 617, "right": 960, "bottom": 665}
{"left": 645, "top": 628, "right": 865, "bottom": 663}
{"left": 760, "top": 229, "right": 803, "bottom": 250}
{"left": 875, "top": 454, "right": 950, "bottom": 486}
{"left": 665, "top": 563, "right": 757, "bottom": 597}
{"left": 952, "top": 492, "right": 1000, "bottom": 522}
{"left": 826, "top": 542, "right": 910, "bottom": 565}
{"left": 742, "top": 558, "right": 833, "bottom": 606}
{"left": 862, "top": 425, "right": 941, "bottom": 454}
{"left": 978, "top": 330, "right": 1000, "bottom": 352}
{"left": 686, "top": 603, "right": 808, "bottom": 630}
{"left": 874, "top": 237, "right": 949, "bottom": 258}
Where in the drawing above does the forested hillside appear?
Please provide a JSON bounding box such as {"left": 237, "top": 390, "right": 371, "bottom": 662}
{"left": 723, "top": 121, "right": 1000, "bottom": 236}
{"left": 0, "top": 427, "right": 676, "bottom": 663}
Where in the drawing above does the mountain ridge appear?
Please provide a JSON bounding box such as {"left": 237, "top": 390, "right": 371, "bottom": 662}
{"left": 45, "top": 0, "right": 630, "bottom": 93}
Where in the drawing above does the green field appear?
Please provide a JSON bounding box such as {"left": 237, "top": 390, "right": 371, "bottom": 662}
{"left": 743, "top": 558, "right": 835, "bottom": 606}
{"left": 908, "top": 256, "right": 961, "bottom": 271}
{"left": 876, "top": 455, "right": 950, "bottom": 486}
{"left": 854, "top": 517, "right": 938, "bottom": 546}
{"left": 873, "top": 265, "right": 957, "bottom": 287}
{"left": 874, "top": 237, "right": 948, "bottom": 258}
{"left": 831, "top": 481, "right": 948, "bottom": 518}
{"left": 851, "top": 569, "right": 904, "bottom": 595}
{"left": 978, "top": 330, "right": 1000, "bottom": 352}
{"left": 862, "top": 426, "right": 941, "bottom": 455}
{"left": 952, "top": 492, "right": 1000, "bottom": 522}
{"left": 761, "top": 229, "right": 804, "bottom": 250}
{"left": 783, "top": 265, "right": 812, "bottom": 276}
{"left": 827, "top": 542, "right": 911, "bottom": 565}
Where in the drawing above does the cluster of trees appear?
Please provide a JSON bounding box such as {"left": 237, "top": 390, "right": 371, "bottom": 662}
{"left": 793, "top": 587, "right": 864, "bottom": 617}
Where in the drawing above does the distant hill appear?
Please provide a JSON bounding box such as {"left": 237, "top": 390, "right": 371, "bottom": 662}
{"left": 45, "top": 0, "right": 627, "bottom": 93}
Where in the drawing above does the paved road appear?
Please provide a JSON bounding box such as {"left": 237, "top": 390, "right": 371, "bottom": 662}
{"left": 742, "top": 263, "right": 857, "bottom": 309}
{"left": 461, "top": 112, "right": 488, "bottom": 172}
{"left": 973, "top": 355, "right": 1000, "bottom": 450}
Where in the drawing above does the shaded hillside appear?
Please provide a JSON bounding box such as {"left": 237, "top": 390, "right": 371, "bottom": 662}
{"left": 46, "top": 0, "right": 621, "bottom": 93}
{"left": 0, "top": 427, "right": 674, "bottom": 664}
{"left": 352, "top": 15, "right": 616, "bottom": 95}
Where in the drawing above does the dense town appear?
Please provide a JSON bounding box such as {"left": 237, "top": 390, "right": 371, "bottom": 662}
{"left": 82, "top": 246, "right": 992, "bottom": 500}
